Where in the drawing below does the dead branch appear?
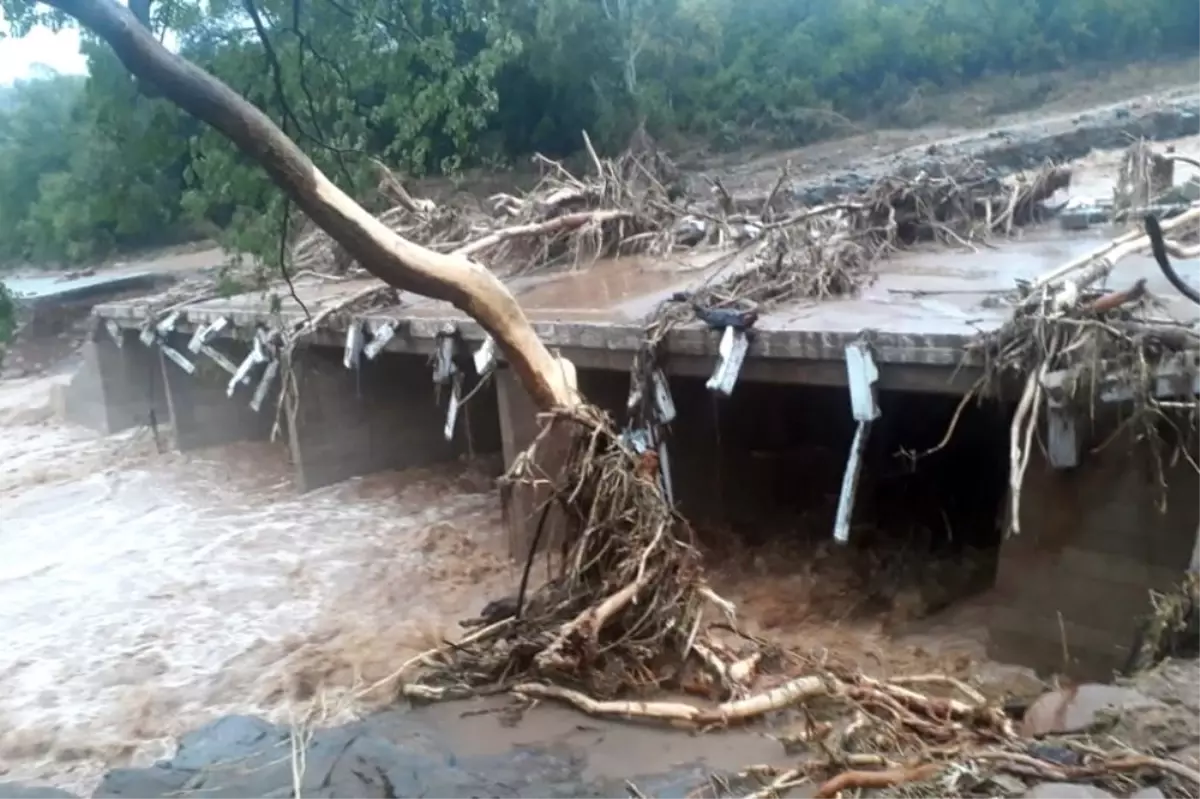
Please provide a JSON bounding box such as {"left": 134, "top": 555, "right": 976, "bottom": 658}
{"left": 814, "top": 763, "right": 941, "bottom": 798}
{"left": 455, "top": 209, "right": 634, "bottom": 259}
{"left": 514, "top": 674, "right": 833, "bottom": 726}
{"left": 1083, "top": 278, "right": 1147, "bottom": 314}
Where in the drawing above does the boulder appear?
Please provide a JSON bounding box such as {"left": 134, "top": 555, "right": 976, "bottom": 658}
{"left": 1021, "top": 684, "right": 1162, "bottom": 737}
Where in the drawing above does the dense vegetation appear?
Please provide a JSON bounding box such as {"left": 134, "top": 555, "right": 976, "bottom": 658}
{"left": 0, "top": 0, "right": 1196, "bottom": 267}
{"left": 0, "top": 282, "right": 12, "bottom": 357}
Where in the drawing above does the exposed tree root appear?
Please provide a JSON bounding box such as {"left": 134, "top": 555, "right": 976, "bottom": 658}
{"left": 814, "top": 763, "right": 941, "bottom": 798}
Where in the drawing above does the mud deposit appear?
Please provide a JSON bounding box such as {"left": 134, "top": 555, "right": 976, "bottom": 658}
{"left": 716, "top": 94, "right": 1200, "bottom": 205}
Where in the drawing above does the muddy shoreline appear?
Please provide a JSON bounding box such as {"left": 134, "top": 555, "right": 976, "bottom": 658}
{"left": 83, "top": 711, "right": 727, "bottom": 798}
{"left": 5, "top": 658, "right": 1197, "bottom": 799}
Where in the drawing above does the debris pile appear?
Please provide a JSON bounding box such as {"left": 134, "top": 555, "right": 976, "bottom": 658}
{"left": 289, "top": 128, "right": 688, "bottom": 279}
{"left": 1124, "top": 572, "right": 1200, "bottom": 676}
{"left": 969, "top": 201, "right": 1200, "bottom": 537}
{"left": 1114, "top": 139, "right": 1176, "bottom": 214}
{"left": 627, "top": 158, "right": 1069, "bottom": 389}
{"left": 395, "top": 420, "right": 1199, "bottom": 794}
{"left": 1062, "top": 138, "right": 1200, "bottom": 230}
{"left": 286, "top": 131, "right": 1068, "bottom": 295}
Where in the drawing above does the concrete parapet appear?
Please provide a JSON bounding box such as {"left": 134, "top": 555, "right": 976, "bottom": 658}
{"left": 988, "top": 420, "right": 1199, "bottom": 679}
{"left": 287, "top": 346, "right": 500, "bottom": 493}
{"left": 160, "top": 332, "right": 273, "bottom": 452}
{"left": 58, "top": 326, "right": 169, "bottom": 435}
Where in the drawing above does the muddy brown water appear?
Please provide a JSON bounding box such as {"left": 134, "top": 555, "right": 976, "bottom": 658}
{"left": 0, "top": 365, "right": 1055, "bottom": 796}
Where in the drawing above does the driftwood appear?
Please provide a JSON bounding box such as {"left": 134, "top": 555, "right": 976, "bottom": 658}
{"left": 958, "top": 201, "right": 1200, "bottom": 536}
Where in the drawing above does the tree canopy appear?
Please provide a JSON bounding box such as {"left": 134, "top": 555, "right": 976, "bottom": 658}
{"left": 0, "top": 0, "right": 1196, "bottom": 268}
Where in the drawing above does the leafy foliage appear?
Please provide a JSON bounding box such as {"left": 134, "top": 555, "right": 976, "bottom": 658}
{"left": 0, "top": 280, "right": 13, "bottom": 345}
{"left": 0, "top": 0, "right": 1196, "bottom": 268}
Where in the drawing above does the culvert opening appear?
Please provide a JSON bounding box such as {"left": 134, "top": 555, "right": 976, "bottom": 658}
{"left": 663, "top": 377, "right": 1011, "bottom": 637}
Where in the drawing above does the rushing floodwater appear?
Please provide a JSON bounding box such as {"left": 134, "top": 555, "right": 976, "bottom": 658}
{"left": 0, "top": 362, "right": 1044, "bottom": 796}
{"left": 0, "top": 368, "right": 515, "bottom": 793}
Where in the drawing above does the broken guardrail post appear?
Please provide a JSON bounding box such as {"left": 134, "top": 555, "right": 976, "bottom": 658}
{"left": 657, "top": 435, "right": 676, "bottom": 507}
{"left": 250, "top": 358, "right": 279, "bottom": 413}
{"left": 187, "top": 316, "right": 229, "bottom": 353}
{"left": 706, "top": 325, "right": 750, "bottom": 397}
{"left": 651, "top": 368, "right": 677, "bottom": 424}
{"left": 433, "top": 326, "right": 462, "bottom": 441}
{"left": 473, "top": 335, "right": 496, "bottom": 377}
{"left": 363, "top": 321, "right": 396, "bottom": 360}
{"left": 650, "top": 370, "right": 677, "bottom": 505}
{"left": 1038, "top": 369, "right": 1080, "bottom": 470}
{"left": 443, "top": 372, "right": 464, "bottom": 441}
{"left": 227, "top": 331, "right": 268, "bottom": 397}
{"left": 833, "top": 340, "right": 881, "bottom": 545}
{"left": 153, "top": 311, "right": 196, "bottom": 375}
{"left": 432, "top": 326, "right": 459, "bottom": 385}
{"left": 185, "top": 316, "right": 246, "bottom": 380}
{"left": 629, "top": 367, "right": 677, "bottom": 420}
{"left": 155, "top": 310, "right": 181, "bottom": 338}
{"left": 105, "top": 319, "right": 124, "bottom": 347}
{"left": 343, "top": 321, "right": 364, "bottom": 370}
{"left": 618, "top": 427, "right": 676, "bottom": 505}
{"left": 620, "top": 366, "right": 679, "bottom": 506}
{"left": 137, "top": 321, "right": 156, "bottom": 348}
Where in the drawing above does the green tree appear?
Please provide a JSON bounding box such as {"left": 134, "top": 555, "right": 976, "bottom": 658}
{"left": 0, "top": 0, "right": 1196, "bottom": 273}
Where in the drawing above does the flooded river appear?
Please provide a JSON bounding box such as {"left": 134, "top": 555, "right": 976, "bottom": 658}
{"left": 0, "top": 366, "right": 518, "bottom": 793}
{"left": 0, "top": 359, "right": 1043, "bottom": 796}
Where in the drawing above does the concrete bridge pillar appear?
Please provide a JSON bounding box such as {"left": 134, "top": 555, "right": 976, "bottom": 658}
{"left": 58, "top": 326, "right": 169, "bottom": 435}
{"left": 495, "top": 365, "right": 630, "bottom": 558}
{"left": 160, "top": 332, "right": 273, "bottom": 452}
{"left": 987, "top": 419, "right": 1199, "bottom": 679}
{"left": 495, "top": 366, "right": 563, "bottom": 559}
{"left": 286, "top": 346, "right": 500, "bottom": 493}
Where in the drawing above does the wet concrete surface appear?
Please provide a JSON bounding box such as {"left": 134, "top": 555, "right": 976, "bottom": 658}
{"left": 104, "top": 227, "right": 1200, "bottom": 343}
{"left": 3, "top": 273, "right": 165, "bottom": 306}
{"left": 4, "top": 699, "right": 786, "bottom": 799}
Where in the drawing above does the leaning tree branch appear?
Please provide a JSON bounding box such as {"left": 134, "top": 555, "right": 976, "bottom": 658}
{"left": 43, "top": 0, "right": 578, "bottom": 412}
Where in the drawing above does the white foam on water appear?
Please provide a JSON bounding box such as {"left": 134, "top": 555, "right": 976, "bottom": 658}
{"left": 0, "top": 371, "right": 512, "bottom": 794}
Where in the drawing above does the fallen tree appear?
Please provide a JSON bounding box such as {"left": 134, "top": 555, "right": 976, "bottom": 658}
{"left": 37, "top": 0, "right": 577, "bottom": 415}
{"left": 32, "top": 8, "right": 1200, "bottom": 797}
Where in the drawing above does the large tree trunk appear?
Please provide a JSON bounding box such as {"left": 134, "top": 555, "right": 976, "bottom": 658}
{"left": 42, "top": 0, "right": 577, "bottom": 413}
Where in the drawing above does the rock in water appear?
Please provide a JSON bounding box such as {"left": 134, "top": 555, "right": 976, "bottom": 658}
{"left": 1021, "top": 684, "right": 1162, "bottom": 737}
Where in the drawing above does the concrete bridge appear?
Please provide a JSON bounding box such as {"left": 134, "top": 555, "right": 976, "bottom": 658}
{"left": 71, "top": 228, "right": 1199, "bottom": 680}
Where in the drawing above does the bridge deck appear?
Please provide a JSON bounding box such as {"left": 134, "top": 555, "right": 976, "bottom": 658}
{"left": 94, "top": 229, "right": 1198, "bottom": 391}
